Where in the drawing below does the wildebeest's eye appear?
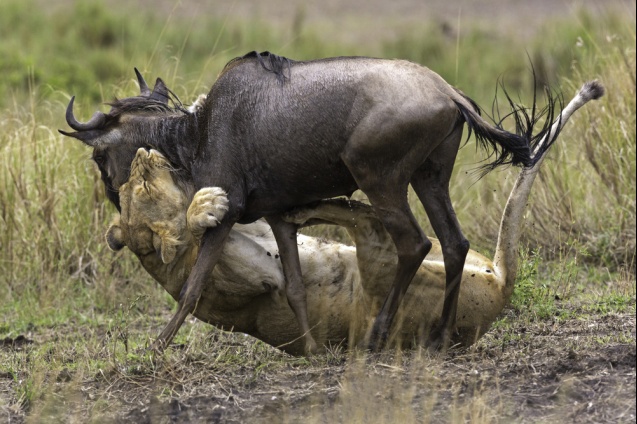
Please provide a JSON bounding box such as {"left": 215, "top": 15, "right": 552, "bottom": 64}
{"left": 94, "top": 155, "right": 106, "bottom": 166}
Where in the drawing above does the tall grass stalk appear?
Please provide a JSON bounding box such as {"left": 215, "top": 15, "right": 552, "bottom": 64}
{"left": 526, "top": 24, "right": 636, "bottom": 272}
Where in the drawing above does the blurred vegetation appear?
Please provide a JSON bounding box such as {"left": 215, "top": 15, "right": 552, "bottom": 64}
{"left": 0, "top": 0, "right": 357, "bottom": 108}
{"left": 0, "top": 0, "right": 634, "bottom": 328}
{"left": 0, "top": 1, "right": 627, "bottom": 107}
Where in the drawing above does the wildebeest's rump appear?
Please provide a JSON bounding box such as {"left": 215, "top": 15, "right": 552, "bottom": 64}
{"left": 60, "top": 51, "right": 563, "bottom": 354}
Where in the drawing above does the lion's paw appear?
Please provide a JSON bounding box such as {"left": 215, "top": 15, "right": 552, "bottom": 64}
{"left": 187, "top": 187, "right": 229, "bottom": 239}
{"left": 282, "top": 207, "right": 316, "bottom": 226}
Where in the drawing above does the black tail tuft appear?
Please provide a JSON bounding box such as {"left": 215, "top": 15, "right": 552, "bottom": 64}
{"left": 454, "top": 99, "right": 533, "bottom": 170}
{"left": 493, "top": 74, "right": 564, "bottom": 169}
{"left": 456, "top": 70, "right": 564, "bottom": 175}
{"left": 580, "top": 80, "right": 605, "bottom": 101}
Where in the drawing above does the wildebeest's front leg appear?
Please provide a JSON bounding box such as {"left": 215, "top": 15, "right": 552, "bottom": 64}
{"left": 152, "top": 220, "right": 234, "bottom": 350}
{"left": 265, "top": 215, "right": 319, "bottom": 354}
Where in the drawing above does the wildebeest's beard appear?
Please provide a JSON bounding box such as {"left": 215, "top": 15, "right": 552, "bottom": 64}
{"left": 92, "top": 144, "right": 139, "bottom": 212}
{"left": 97, "top": 165, "right": 122, "bottom": 211}
{"left": 59, "top": 69, "right": 192, "bottom": 212}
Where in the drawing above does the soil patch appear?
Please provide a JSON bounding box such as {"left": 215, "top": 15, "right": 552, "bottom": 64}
{"left": 107, "top": 310, "right": 635, "bottom": 423}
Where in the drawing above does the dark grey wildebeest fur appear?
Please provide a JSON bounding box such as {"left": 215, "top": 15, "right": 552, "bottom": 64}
{"left": 61, "top": 52, "right": 558, "bottom": 353}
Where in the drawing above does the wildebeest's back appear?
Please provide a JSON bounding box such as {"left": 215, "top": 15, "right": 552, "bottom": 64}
{"left": 201, "top": 54, "right": 460, "bottom": 220}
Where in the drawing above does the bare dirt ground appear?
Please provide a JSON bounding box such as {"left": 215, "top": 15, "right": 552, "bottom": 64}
{"left": 114, "top": 308, "right": 635, "bottom": 424}
{"left": 3, "top": 304, "right": 632, "bottom": 423}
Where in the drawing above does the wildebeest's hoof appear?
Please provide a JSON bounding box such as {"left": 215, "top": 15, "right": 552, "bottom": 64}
{"left": 187, "top": 187, "right": 229, "bottom": 239}
{"left": 148, "top": 338, "right": 169, "bottom": 355}
{"left": 302, "top": 334, "right": 321, "bottom": 356}
{"left": 424, "top": 327, "right": 451, "bottom": 355}
{"left": 304, "top": 342, "right": 319, "bottom": 356}
{"left": 366, "top": 329, "right": 388, "bottom": 353}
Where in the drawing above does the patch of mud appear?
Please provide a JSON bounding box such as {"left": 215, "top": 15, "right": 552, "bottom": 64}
{"left": 0, "top": 335, "right": 33, "bottom": 350}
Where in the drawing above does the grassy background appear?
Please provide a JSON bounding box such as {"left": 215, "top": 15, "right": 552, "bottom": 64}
{"left": 0, "top": 0, "right": 635, "bottom": 421}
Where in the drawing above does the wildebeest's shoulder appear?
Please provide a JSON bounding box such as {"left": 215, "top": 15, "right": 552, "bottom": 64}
{"left": 218, "top": 52, "right": 384, "bottom": 83}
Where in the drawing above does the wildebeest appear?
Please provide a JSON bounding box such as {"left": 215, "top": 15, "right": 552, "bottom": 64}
{"left": 103, "top": 79, "right": 603, "bottom": 354}
{"left": 60, "top": 51, "right": 558, "bottom": 353}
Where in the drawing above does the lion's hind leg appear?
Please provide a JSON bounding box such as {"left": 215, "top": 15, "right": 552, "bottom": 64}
{"left": 283, "top": 199, "right": 376, "bottom": 229}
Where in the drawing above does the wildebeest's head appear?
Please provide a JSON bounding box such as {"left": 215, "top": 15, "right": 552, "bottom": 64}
{"left": 59, "top": 70, "right": 189, "bottom": 211}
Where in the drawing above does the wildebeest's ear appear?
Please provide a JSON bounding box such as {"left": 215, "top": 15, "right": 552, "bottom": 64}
{"left": 105, "top": 218, "right": 127, "bottom": 251}
{"left": 150, "top": 78, "right": 170, "bottom": 104}
{"left": 58, "top": 129, "right": 105, "bottom": 146}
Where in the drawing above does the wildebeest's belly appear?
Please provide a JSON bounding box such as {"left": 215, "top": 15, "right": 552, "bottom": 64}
{"left": 238, "top": 161, "right": 359, "bottom": 223}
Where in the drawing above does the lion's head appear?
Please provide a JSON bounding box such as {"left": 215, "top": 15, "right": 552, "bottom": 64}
{"left": 106, "top": 148, "right": 191, "bottom": 264}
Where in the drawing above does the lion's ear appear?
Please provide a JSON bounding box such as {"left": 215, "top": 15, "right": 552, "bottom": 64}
{"left": 161, "top": 243, "right": 177, "bottom": 264}
{"left": 106, "top": 218, "right": 127, "bottom": 251}
{"left": 160, "top": 239, "right": 177, "bottom": 264}
{"left": 151, "top": 231, "right": 177, "bottom": 264}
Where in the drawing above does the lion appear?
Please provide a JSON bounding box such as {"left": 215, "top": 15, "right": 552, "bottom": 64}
{"left": 106, "top": 81, "right": 603, "bottom": 355}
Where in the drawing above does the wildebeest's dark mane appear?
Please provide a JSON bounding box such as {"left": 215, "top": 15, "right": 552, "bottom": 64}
{"left": 107, "top": 93, "right": 188, "bottom": 118}
{"left": 222, "top": 51, "right": 295, "bottom": 83}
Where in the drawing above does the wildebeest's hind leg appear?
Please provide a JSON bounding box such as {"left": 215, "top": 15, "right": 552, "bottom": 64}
{"left": 265, "top": 215, "right": 319, "bottom": 354}
{"left": 349, "top": 182, "right": 432, "bottom": 351}
{"left": 410, "top": 126, "right": 469, "bottom": 352}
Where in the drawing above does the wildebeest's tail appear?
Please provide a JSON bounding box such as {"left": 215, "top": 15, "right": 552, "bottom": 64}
{"left": 452, "top": 80, "right": 563, "bottom": 171}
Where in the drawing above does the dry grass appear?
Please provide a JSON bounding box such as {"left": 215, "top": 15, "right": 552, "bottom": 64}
{"left": 0, "top": 2, "right": 635, "bottom": 422}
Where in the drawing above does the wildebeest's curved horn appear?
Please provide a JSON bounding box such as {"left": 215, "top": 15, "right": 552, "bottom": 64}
{"left": 135, "top": 68, "right": 151, "bottom": 96}
{"left": 65, "top": 96, "right": 107, "bottom": 131}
